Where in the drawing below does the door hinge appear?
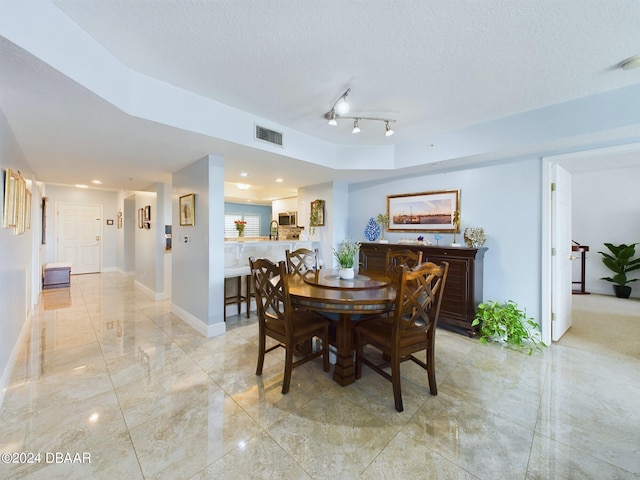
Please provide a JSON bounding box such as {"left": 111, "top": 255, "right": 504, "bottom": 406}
{"left": 551, "top": 312, "right": 556, "bottom": 322}
{"left": 552, "top": 248, "right": 556, "bottom": 256}
{"left": 551, "top": 182, "right": 556, "bottom": 192}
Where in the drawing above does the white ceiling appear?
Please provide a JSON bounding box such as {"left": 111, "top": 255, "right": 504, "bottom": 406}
{"left": 0, "top": 0, "right": 639, "bottom": 202}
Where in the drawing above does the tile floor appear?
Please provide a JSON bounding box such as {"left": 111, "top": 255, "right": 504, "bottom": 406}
{"left": 1, "top": 273, "right": 638, "bottom": 479}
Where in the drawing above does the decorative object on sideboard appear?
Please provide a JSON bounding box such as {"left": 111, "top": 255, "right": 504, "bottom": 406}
{"left": 597, "top": 242, "right": 640, "bottom": 298}
{"left": 334, "top": 238, "right": 360, "bottom": 280}
{"left": 464, "top": 227, "right": 486, "bottom": 248}
{"left": 387, "top": 189, "right": 460, "bottom": 233}
{"left": 376, "top": 212, "right": 389, "bottom": 242}
{"left": 451, "top": 210, "right": 461, "bottom": 246}
{"left": 364, "top": 217, "right": 381, "bottom": 242}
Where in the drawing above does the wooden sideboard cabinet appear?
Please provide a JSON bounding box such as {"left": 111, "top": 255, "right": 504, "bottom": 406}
{"left": 359, "top": 242, "right": 487, "bottom": 336}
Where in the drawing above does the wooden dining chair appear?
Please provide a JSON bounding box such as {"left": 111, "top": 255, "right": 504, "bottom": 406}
{"left": 385, "top": 249, "right": 423, "bottom": 279}
{"left": 249, "top": 256, "right": 330, "bottom": 394}
{"left": 354, "top": 260, "right": 449, "bottom": 412}
{"left": 285, "top": 248, "right": 320, "bottom": 276}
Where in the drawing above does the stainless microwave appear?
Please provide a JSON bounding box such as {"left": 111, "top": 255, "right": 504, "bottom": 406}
{"left": 278, "top": 212, "right": 297, "bottom": 226}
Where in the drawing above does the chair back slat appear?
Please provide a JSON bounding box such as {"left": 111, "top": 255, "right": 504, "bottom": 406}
{"left": 250, "top": 257, "right": 288, "bottom": 327}
{"left": 286, "top": 248, "right": 320, "bottom": 277}
{"left": 393, "top": 261, "right": 449, "bottom": 337}
{"left": 385, "top": 249, "right": 423, "bottom": 279}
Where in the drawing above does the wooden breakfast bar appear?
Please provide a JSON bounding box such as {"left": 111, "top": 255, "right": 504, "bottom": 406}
{"left": 287, "top": 269, "right": 396, "bottom": 386}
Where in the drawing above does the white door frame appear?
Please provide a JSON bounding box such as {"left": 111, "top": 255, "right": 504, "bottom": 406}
{"left": 541, "top": 143, "right": 639, "bottom": 345}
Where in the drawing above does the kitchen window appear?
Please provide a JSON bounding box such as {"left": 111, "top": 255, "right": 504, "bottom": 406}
{"left": 224, "top": 214, "right": 260, "bottom": 237}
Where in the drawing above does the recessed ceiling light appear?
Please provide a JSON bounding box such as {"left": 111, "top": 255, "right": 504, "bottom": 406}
{"left": 240, "top": 172, "right": 249, "bottom": 177}
{"left": 236, "top": 183, "right": 250, "bottom": 190}
{"left": 275, "top": 178, "right": 283, "bottom": 183}
{"left": 91, "top": 180, "right": 102, "bottom": 184}
{"left": 75, "top": 184, "right": 88, "bottom": 189}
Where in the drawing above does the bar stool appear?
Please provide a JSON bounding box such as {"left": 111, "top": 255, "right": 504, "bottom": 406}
{"left": 224, "top": 266, "right": 252, "bottom": 320}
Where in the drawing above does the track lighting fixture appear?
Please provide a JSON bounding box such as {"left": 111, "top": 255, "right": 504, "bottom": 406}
{"left": 385, "top": 121, "right": 394, "bottom": 137}
{"left": 324, "top": 87, "right": 396, "bottom": 136}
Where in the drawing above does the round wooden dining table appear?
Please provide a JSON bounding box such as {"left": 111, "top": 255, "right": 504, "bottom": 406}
{"left": 287, "top": 269, "right": 396, "bottom": 386}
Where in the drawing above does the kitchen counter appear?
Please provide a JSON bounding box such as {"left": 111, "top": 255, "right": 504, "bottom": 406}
{"left": 224, "top": 240, "right": 320, "bottom": 269}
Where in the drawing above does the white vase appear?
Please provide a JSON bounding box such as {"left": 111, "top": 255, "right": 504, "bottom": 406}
{"left": 339, "top": 267, "right": 355, "bottom": 280}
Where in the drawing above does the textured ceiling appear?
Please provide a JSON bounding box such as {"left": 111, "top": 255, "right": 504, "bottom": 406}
{"left": 1, "top": 0, "right": 639, "bottom": 200}
{"left": 53, "top": 0, "right": 640, "bottom": 143}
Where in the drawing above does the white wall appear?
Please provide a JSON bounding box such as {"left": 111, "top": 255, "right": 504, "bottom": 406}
{"left": 349, "top": 157, "right": 543, "bottom": 322}
{"left": 572, "top": 164, "right": 640, "bottom": 298}
{"left": 134, "top": 191, "right": 158, "bottom": 296}
{"left": 171, "top": 155, "right": 225, "bottom": 337}
{"left": 0, "top": 109, "right": 36, "bottom": 405}
{"left": 297, "top": 182, "right": 338, "bottom": 268}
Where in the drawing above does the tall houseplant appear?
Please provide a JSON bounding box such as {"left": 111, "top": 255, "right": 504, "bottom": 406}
{"left": 598, "top": 242, "right": 640, "bottom": 298}
{"left": 471, "top": 300, "right": 546, "bottom": 355}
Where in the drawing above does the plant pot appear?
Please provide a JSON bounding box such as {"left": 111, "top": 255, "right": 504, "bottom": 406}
{"left": 339, "top": 267, "right": 355, "bottom": 280}
{"left": 613, "top": 285, "right": 632, "bottom": 298}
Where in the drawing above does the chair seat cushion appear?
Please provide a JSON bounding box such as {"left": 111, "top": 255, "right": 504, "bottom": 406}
{"left": 356, "top": 317, "right": 428, "bottom": 349}
{"left": 265, "top": 310, "right": 328, "bottom": 336}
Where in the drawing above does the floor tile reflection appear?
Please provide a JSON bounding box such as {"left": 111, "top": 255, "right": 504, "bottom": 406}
{"left": 0, "top": 274, "right": 638, "bottom": 479}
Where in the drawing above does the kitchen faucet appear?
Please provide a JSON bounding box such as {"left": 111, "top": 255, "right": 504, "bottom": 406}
{"left": 269, "top": 220, "right": 279, "bottom": 240}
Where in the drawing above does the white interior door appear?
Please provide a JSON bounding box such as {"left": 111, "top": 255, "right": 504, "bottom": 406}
{"left": 57, "top": 203, "right": 102, "bottom": 274}
{"left": 551, "top": 164, "right": 572, "bottom": 341}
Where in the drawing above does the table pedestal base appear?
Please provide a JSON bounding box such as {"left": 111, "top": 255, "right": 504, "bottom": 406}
{"left": 332, "top": 313, "right": 356, "bottom": 386}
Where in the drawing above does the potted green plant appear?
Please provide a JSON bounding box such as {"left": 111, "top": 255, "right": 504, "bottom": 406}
{"left": 333, "top": 239, "right": 360, "bottom": 279}
{"left": 598, "top": 242, "right": 640, "bottom": 298}
{"left": 471, "top": 300, "right": 546, "bottom": 355}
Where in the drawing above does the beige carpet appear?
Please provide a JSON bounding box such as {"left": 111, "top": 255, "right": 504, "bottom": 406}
{"left": 558, "top": 293, "right": 640, "bottom": 360}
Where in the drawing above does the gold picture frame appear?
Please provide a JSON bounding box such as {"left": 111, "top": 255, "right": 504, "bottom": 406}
{"left": 3, "top": 168, "right": 18, "bottom": 228}
{"left": 179, "top": 193, "right": 195, "bottom": 226}
{"left": 387, "top": 189, "right": 460, "bottom": 233}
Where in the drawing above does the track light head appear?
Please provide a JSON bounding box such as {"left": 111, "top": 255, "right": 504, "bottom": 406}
{"left": 385, "top": 121, "right": 394, "bottom": 137}
{"left": 323, "top": 87, "right": 396, "bottom": 137}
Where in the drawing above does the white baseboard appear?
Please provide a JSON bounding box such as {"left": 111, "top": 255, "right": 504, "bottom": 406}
{"left": 0, "top": 309, "right": 33, "bottom": 410}
{"left": 171, "top": 303, "right": 226, "bottom": 338}
{"left": 117, "top": 268, "right": 136, "bottom": 277}
{"left": 134, "top": 280, "right": 168, "bottom": 301}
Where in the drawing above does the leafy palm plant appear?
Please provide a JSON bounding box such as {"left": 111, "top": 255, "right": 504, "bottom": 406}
{"left": 598, "top": 243, "right": 640, "bottom": 287}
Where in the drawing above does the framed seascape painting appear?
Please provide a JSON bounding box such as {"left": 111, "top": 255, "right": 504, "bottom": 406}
{"left": 179, "top": 193, "right": 195, "bottom": 226}
{"left": 387, "top": 189, "right": 460, "bottom": 233}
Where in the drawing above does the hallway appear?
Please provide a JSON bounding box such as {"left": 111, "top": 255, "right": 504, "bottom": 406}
{"left": 1, "top": 273, "right": 638, "bottom": 479}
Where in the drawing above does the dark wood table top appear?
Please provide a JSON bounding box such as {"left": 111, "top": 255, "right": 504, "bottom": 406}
{"left": 287, "top": 269, "right": 396, "bottom": 314}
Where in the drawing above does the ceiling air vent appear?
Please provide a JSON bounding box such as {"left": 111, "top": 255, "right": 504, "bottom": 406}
{"left": 255, "top": 124, "right": 283, "bottom": 147}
